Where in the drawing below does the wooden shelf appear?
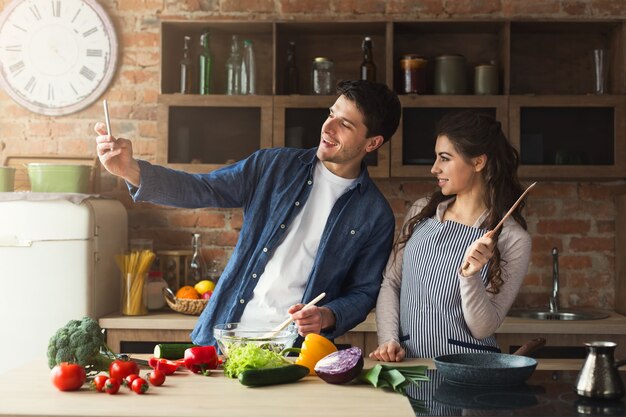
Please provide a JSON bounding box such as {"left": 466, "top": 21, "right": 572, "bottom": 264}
{"left": 158, "top": 19, "right": 626, "bottom": 180}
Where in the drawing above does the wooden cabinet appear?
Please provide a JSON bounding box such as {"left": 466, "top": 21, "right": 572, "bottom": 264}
{"left": 158, "top": 19, "right": 626, "bottom": 180}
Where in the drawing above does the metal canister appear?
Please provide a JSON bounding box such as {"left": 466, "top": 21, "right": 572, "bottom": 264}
{"left": 400, "top": 54, "right": 427, "bottom": 94}
{"left": 434, "top": 54, "right": 467, "bottom": 95}
{"left": 311, "top": 57, "right": 335, "bottom": 95}
{"left": 474, "top": 63, "right": 499, "bottom": 95}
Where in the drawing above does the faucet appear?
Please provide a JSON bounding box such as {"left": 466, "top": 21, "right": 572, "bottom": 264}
{"left": 549, "top": 247, "right": 560, "bottom": 313}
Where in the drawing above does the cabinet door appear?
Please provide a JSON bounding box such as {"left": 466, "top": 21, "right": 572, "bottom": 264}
{"left": 157, "top": 95, "right": 273, "bottom": 172}
{"left": 273, "top": 96, "right": 390, "bottom": 178}
{"left": 510, "top": 95, "right": 626, "bottom": 179}
{"left": 392, "top": 96, "right": 508, "bottom": 178}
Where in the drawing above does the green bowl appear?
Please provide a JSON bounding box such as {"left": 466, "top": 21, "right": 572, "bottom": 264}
{"left": 0, "top": 167, "right": 15, "bottom": 192}
{"left": 27, "top": 163, "right": 91, "bottom": 193}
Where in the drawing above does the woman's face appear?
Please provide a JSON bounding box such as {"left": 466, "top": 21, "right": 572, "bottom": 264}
{"left": 431, "top": 135, "right": 484, "bottom": 196}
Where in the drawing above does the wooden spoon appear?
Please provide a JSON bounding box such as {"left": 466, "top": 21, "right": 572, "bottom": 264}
{"left": 263, "top": 292, "right": 326, "bottom": 339}
{"left": 462, "top": 181, "right": 537, "bottom": 272}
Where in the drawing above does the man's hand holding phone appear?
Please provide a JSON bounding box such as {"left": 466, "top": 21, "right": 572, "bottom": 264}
{"left": 94, "top": 100, "right": 141, "bottom": 186}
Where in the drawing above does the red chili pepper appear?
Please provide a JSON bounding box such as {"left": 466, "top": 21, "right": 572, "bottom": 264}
{"left": 148, "top": 357, "right": 181, "bottom": 375}
{"left": 183, "top": 346, "right": 218, "bottom": 376}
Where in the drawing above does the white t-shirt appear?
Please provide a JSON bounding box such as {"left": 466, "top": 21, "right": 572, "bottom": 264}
{"left": 238, "top": 160, "right": 355, "bottom": 327}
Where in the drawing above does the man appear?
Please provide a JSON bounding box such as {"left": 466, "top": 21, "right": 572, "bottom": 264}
{"left": 95, "top": 80, "right": 401, "bottom": 345}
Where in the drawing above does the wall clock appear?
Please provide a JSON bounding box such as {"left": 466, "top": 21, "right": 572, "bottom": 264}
{"left": 0, "top": 0, "right": 118, "bottom": 116}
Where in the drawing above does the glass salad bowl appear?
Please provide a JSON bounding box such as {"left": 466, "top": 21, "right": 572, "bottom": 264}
{"left": 213, "top": 322, "right": 298, "bottom": 358}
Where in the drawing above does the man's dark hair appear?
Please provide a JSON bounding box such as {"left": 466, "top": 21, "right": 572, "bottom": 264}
{"left": 336, "top": 80, "right": 401, "bottom": 144}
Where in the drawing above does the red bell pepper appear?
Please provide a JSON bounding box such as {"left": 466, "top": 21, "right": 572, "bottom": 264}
{"left": 148, "top": 357, "right": 182, "bottom": 375}
{"left": 183, "top": 346, "right": 218, "bottom": 376}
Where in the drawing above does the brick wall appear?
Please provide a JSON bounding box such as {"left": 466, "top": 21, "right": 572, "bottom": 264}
{"left": 1, "top": 0, "right": 625, "bottom": 309}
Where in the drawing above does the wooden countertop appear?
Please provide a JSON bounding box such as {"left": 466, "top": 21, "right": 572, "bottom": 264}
{"left": 0, "top": 358, "right": 584, "bottom": 417}
{"left": 99, "top": 310, "right": 626, "bottom": 335}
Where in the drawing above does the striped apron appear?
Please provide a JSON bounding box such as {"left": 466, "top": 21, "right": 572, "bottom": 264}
{"left": 399, "top": 218, "right": 499, "bottom": 358}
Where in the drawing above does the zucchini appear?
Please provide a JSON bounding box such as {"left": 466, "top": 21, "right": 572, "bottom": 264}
{"left": 238, "top": 364, "right": 310, "bottom": 387}
{"left": 153, "top": 343, "right": 197, "bottom": 359}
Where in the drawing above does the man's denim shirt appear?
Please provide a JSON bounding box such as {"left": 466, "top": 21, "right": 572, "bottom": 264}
{"left": 130, "top": 147, "right": 395, "bottom": 346}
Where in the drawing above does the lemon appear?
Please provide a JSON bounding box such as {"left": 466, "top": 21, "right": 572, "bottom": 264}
{"left": 194, "top": 280, "right": 216, "bottom": 295}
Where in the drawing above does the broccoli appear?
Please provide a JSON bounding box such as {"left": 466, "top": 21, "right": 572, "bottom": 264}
{"left": 47, "top": 316, "right": 116, "bottom": 375}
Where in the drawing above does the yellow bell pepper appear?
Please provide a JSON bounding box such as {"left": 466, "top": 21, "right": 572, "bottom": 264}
{"left": 294, "top": 333, "right": 338, "bottom": 375}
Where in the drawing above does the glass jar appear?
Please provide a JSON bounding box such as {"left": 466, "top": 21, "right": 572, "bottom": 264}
{"left": 400, "top": 54, "right": 427, "bottom": 94}
{"left": 311, "top": 57, "right": 335, "bottom": 95}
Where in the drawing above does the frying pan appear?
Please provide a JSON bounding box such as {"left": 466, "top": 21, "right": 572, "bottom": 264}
{"left": 433, "top": 338, "right": 546, "bottom": 387}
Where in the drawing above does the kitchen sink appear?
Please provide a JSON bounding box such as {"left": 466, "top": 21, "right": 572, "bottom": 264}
{"left": 507, "top": 308, "right": 609, "bottom": 321}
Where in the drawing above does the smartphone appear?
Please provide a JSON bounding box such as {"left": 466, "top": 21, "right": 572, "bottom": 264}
{"left": 103, "top": 99, "right": 113, "bottom": 138}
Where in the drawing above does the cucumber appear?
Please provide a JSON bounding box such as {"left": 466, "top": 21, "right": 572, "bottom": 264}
{"left": 153, "top": 343, "right": 197, "bottom": 359}
{"left": 238, "top": 364, "right": 310, "bottom": 387}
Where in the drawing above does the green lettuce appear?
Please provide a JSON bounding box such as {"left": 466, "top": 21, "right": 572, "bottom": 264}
{"left": 223, "top": 343, "right": 290, "bottom": 378}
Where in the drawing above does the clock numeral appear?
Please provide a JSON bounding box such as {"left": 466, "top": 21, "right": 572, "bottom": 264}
{"left": 48, "top": 84, "right": 55, "bottom": 101}
{"left": 9, "top": 61, "right": 25, "bottom": 75}
{"left": 12, "top": 24, "right": 27, "bottom": 32}
{"left": 25, "top": 76, "right": 37, "bottom": 94}
{"left": 83, "top": 27, "right": 98, "bottom": 38}
{"left": 79, "top": 66, "right": 96, "bottom": 81}
{"left": 4, "top": 45, "right": 22, "bottom": 52}
{"left": 86, "top": 49, "right": 103, "bottom": 57}
{"left": 52, "top": 0, "right": 61, "bottom": 18}
{"left": 71, "top": 8, "right": 81, "bottom": 24}
{"left": 29, "top": 5, "right": 42, "bottom": 21}
{"left": 69, "top": 82, "right": 78, "bottom": 95}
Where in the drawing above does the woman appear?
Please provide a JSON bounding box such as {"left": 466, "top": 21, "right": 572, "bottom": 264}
{"left": 370, "top": 110, "right": 531, "bottom": 361}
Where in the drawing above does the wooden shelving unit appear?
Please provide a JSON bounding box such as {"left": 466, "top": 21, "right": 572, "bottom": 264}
{"left": 157, "top": 19, "right": 626, "bottom": 180}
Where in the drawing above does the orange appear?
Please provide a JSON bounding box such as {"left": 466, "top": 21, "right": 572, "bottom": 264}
{"left": 176, "top": 285, "right": 200, "bottom": 299}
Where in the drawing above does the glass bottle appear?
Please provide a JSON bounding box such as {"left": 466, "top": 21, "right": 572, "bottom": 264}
{"left": 198, "top": 29, "right": 212, "bottom": 95}
{"left": 188, "top": 233, "right": 207, "bottom": 285}
{"left": 284, "top": 41, "right": 299, "bottom": 95}
{"left": 179, "top": 35, "right": 192, "bottom": 94}
{"left": 360, "top": 36, "right": 376, "bottom": 82}
{"left": 225, "top": 35, "right": 241, "bottom": 95}
{"left": 240, "top": 39, "right": 256, "bottom": 95}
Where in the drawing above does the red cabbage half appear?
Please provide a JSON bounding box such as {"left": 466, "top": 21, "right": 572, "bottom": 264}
{"left": 314, "top": 346, "right": 364, "bottom": 384}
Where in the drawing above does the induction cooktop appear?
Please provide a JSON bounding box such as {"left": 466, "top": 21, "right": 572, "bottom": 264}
{"left": 407, "top": 370, "right": 625, "bottom": 416}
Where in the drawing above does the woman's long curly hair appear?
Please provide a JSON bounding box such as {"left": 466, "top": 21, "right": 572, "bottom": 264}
{"left": 396, "top": 111, "right": 527, "bottom": 294}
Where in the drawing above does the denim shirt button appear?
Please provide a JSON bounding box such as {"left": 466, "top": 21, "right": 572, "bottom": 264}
{"left": 263, "top": 247, "right": 268, "bottom": 252}
{"left": 307, "top": 180, "right": 312, "bottom": 185}
{"left": 350, "top": 230, "right": 356, "bottom": 235}
{"left": 280, "top": 224, "right": 285, "bottom": 229}
{"left": 252, "top": 273, "right": 257, "bottom": 278}
{"left": 239, "top": 299, "right": 245, "bottom": 304}
{"left": 295, "top": 201, "right": 300, "bottom": 206}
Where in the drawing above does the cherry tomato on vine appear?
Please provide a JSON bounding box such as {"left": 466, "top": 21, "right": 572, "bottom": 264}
{"left": 131, "top": 377, "right": 149, "bottom": 394}
{"left": 50, "top": 363, "right": 86, "bottom": 391}
{"left": 105, "top": 377, "right": 121, "bottom": 394}
{"left": 109, "top": 359, "right": 139, "bottom": 380}
{"left": 91, "top": 374, "right": 109, "bottom": 392}
{"left": 124, "top": 373, "right": 140, "bottom": 388}
{"left": 147, "top": 370, "right": 166, "bottom": 386}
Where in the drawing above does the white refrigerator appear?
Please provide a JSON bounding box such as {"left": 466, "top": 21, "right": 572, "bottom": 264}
{"left": 0, "top": 197, "right": 127, "bottom": 374}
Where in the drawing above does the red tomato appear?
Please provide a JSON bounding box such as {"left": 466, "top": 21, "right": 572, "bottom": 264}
{"left": 50, "top": 363, "right": 86, "bottom": 391}
{"left": 109, "top": 359, "right": 139, "bottom": 380}
{"left": 147, "top": 370, "right": 165, "bottom": 386}
{"left": 105, "top": 377, "right": 121, "bottom": 394}
{"left": 131, "top": 377, "right": 149, "bottom": 394}
{"left": 91, "top": 375, "right": 109, "bottom": 392}
{"left": 124, "top": 373, "right": 140, "bottom": 388}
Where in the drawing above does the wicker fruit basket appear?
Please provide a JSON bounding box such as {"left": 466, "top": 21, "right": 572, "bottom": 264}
{"left": 162, "top": 288, "right": 208, "bottom": 316}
